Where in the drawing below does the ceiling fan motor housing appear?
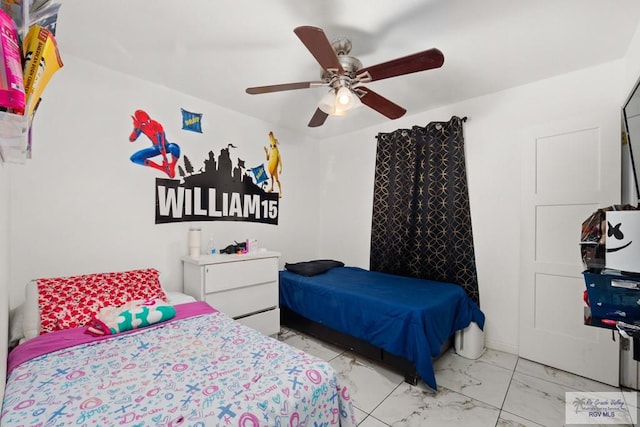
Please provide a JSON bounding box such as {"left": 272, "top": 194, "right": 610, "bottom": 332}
{"left": 321, "top": 38, "right": 363, "bottom": 83}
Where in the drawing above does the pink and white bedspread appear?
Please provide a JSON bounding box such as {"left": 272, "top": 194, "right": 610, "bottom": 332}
{"left": 1, "top": 302, "right": 357, "bottom": 426}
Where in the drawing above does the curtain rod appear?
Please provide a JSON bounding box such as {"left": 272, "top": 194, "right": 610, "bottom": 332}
{"left": 375, "top": 116, "right": 468, "bottom": 139}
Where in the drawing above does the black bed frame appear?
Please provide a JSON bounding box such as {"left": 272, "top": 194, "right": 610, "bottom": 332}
{"left": 281, "top": 306, "right": 429, "bottom": 385}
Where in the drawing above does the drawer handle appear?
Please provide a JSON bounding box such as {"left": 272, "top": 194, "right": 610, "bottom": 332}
{"left": 611, "top": 279, "right": 640, "bottom": 290}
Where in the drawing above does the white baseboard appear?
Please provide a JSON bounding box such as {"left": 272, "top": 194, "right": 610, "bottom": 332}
{"left": 485, "top": 338, "right": 518, "bottom": 356}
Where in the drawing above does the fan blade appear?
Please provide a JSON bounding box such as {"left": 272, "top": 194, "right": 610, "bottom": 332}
{"left": 308, "top": 108, "right": 329, "bottom": 127}
{"left": 357, "top": 48, "right": 444, "bottom": 82}
{"left": 294, "top": 26, "right": 344, "bottom": 74}
{"left": 357, "top": 86, "right": 406, "bottom": 119}
{"left": 246, "top": 81, "right": 324, "bottom": 95}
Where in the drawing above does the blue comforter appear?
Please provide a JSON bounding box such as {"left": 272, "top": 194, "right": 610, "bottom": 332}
{"left": 279, "top": 266, "right": 485, "bottom": 390}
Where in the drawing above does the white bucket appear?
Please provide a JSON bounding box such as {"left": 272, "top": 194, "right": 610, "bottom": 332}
{"left": 454, "top": 322, "right": 485, "bottom": 359}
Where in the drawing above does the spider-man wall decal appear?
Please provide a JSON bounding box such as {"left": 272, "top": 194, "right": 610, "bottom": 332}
{"left": 129, "top": 109, "right": 181, "bottom": 178}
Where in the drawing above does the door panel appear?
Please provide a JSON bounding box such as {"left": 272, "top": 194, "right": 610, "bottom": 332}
{"left": 536, "top": 204, "right": 600, "bottom": 264}
{"left": 534, "top": 273, "right": 597, "bottom": 341}
{"left": 520, "top": 113, "right": 620, "bottom": 386}
{"left": 535, "top": 127, "right": 602, "bottom": 194}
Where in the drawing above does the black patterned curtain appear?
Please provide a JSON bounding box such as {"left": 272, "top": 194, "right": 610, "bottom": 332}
{"left": 370, "top": 116, "right": 480, "bottom": 304}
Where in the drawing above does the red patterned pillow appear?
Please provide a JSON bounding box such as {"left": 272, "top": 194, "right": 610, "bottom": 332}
{"left": 37, "top": 268, "right": 168, "bottom": 335}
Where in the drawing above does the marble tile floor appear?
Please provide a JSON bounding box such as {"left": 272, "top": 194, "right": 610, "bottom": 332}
{"left": 278, "top": 327, "right": 639, "bottom": 427}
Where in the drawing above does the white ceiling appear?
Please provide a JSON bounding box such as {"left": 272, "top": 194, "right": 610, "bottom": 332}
{"left": 55, "top": 0, "right": 640, "bottom": 139}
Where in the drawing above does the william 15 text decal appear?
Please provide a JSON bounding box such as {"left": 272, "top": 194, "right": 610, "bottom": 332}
{"left": 155, "top": 142, "right": 279, "bottom": 224}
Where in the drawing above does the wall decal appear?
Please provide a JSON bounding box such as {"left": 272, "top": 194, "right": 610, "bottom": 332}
{"left": 264, "top": 131, "right": 283, "bottom": 197}
{"left": 250, "top": 164, "right": 268, "bottom": 187}
{"left": 155, "top": 133, "right": 282, "bottom": 225}
{"left": 181, "top": 108, "right": 203, "bottom": 133}
{"left": 129, "top": 109, "right": 181, "bottom": 178}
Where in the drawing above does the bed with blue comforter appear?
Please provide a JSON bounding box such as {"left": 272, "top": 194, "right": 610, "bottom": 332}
{"left": 279, "top": 266, "right": 485, "bottom": 390}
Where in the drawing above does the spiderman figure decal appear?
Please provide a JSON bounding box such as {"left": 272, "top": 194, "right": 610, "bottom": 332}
{"left": 129, "top": 109, "right": 181, "bottom": 178}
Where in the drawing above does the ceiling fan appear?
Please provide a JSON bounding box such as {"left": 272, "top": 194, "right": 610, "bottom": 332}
{"left": 245, "top": 26, "right": 444, "bottom": 128}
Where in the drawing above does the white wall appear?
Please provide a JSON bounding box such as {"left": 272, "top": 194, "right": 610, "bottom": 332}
{"left": 315, "top": 60, "right": 627, "bottom": 354}
{"left": 0, "top": 160, "right": 9, "bottom": 400}
{"left": 7, "top": 55, "right": 323, "bottom": 308}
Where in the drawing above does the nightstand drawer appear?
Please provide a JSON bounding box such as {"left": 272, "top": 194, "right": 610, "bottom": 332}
{"left": 205, "top": 257, "right": 278, "bottom": 293}
{"left": 204, "top": 281, "right": 277, "bottom": 318}
{"left": 237, "top": 308, "right": 280, "bottom": 336}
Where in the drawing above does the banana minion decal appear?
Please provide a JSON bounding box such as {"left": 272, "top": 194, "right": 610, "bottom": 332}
{"left": 264, "top": 131, "right": 283, "bottom": 197}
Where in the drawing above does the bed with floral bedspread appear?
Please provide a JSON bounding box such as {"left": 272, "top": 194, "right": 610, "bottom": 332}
{"left": 1, "top": 301, "right": 356, "bottom": 426}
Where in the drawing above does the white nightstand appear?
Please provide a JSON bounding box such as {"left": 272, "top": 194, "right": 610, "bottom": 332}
{"left": 182, "top": 251, "right": 281, "bottom": 336}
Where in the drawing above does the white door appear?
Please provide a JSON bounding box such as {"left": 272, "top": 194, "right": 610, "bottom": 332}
{"left": 519, "top": 112, "right": 621, "bottom": 386}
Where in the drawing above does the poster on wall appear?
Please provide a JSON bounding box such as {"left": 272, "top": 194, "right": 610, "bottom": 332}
{"left": 127, "top": 109, "right": 282, "bottom": 225}
{"left": 181, "top": 108, "right": 203, "bottom": 133}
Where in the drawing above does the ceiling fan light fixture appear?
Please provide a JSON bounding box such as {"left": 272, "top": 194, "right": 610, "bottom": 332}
{"left": 332, "top": 106, "right": 349, "bottom": 116}
{"left": 336, "top": 86, "right": 353, "bottom": 107}
{"left": 318, "top": 87, "right": 354, "bottom": 116}
{"left": 335, "top": 87, "right": 361, "bottom": 114}
{"left": 350, "top": 89, "right": 362, "bottom": 109}
{"left": 318, "top": 89, "right": 337, "bottom": 114}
